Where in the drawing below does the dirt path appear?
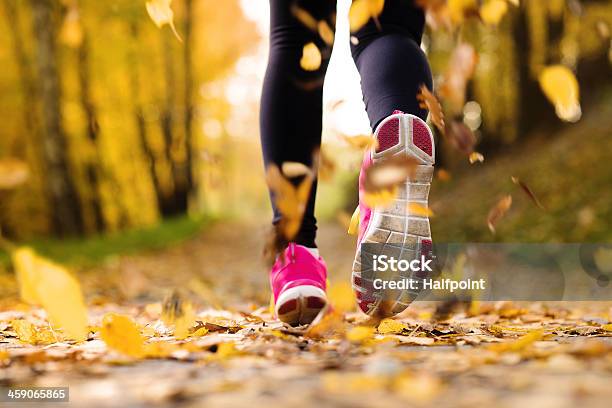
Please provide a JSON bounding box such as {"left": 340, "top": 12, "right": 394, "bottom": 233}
{"left": 1, "top": 221, "right": 612, "bottom": 407}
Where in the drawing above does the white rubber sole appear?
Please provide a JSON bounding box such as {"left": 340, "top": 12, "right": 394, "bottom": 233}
{"left": 275, "top": 285, "right": 327, "bottom": 326}
{"left": 353, "top": 113, "right": 435, "bottom": 317}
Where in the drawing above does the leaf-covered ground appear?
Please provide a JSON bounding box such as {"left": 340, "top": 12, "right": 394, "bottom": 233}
{"left": 1, "top": 222, "right": 612, "bottom": 407}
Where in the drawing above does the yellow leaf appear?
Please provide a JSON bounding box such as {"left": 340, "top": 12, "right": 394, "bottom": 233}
{"left": 11, "top": 320, "right": 36, "bottom": 343}
{"left": 191, "top": 327, "right": 209, "bottom": 337}
{"left": 363, "top": 186, "right": 397, "bottom": 208}
{"left": 143, "top": 341, "right": 178, "bottom": 358}
{"left": 300, "top": 42, "right": 321, "bottom": 71}
{"left": 377, "top": 318, "right": 408, "bottom": 334}
{"left": 161, "top": 291, "right": 196, "bottom": 340}
{"left": 538, "top": 65, "right": 581, "bottom": 122}
{"left": 328, "top": 282, "right": 355, "bottom": 313}
{"left": 407, "top": 203, "right": 434, "bottom": 217}
{"left": 216, "top": 342, "right": 240, "bottom": 359}
{"left": 11, "top": 247, "right": 88, "bottom": 341}
{"left": 59, "top": 6, "right": 83, "bottom": 48}
{"left": 601, "top": 324, "right": 612, "bottom": 332}
{"left": 347, "top": 206, "right": 360, "bottom": 235}
{"left": 468, "top": 151, "right": 484, "bottom": 164}
{"left": 145, "top": 0, "right": 182, "bottom": 42}
{"left": 480, "top": 0, "right": 508, "bottom": 25}
{"left": 101, "top": 313, "right": 145, "bottom": 358}
{"left": 489, "top": 329, "right": 544, "bottom": 352}
{"left": 448, "top": 0, "right": 478, "bottom": 24}
{"left": 346, "top": 326, "right": 375, "bottom": 343}
{"left": 339, "top": 134, "right": 377, "bottom": 150}
{"left": 0, "top": 158, "right": 29, "bottom": 190}
{"left": 281, "top": 161, "right": 312, "bottom": 178}
{"left": 318, "top": 20, "right": 335, "bottom": 45}
{"left": 349, "top": 0, "right": 385, "bottom": 32}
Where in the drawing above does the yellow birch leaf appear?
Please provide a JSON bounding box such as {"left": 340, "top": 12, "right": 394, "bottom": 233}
{"left": 480, "top": 0, "right": 508, "bottom": 25}
{"left": 377, "top": 318, "right": 408, "bottom": 334}
{"left": 468, "top": 151, "right": 484, "bottom": 164}
{"left": 11, "top": 320, "right": 36, "bottom": 344}
{"left": 407, "top": 203, "right": 434, "bottom": 217}
{"left": 12, "top": 247, "right": 88, "bottom": 341}
{"left": 489, "top": 329, "right": 544, "bottom": 352}
{"left": 349, "top": 0, "right": 385, "bottom": 32}
{"left": 100, "top": 313, "right": 145, "bottom": 358}
{"left": 346, "top": 326, "right": 375, "bottom": 343}
{"left": 0, "top": 158, "right": 29, "bottom": 190}
{"left": 191, "top": 327, "right": 209, "bottom": 337}
{"left": 300, "top": 42, "right": 321, "bottom": 71}
{"left": 538, "top": 65, "right": 581, "bottom": 122}
{"left": 347, "top": 206, "right": 360, "bottom": 235}
{"left": 145, "top": 0, "right": 182, "bottom": 42}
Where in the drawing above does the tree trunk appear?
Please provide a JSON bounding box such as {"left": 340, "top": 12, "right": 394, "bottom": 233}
{"left": 183, "top": 0, "right": 195, "bottom": 201}
{"left": 77, "top": 31, "right": 105, "bottom": 232}
{"left": 31, "top": 0, "right": 83, "bottom": 236}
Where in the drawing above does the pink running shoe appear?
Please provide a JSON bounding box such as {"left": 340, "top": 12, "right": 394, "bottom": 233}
{"left": 352, "top": 111, "right": 435, "bottom": 317}
{"left": 270, "top": 243, "right": 328, "bottom": 326}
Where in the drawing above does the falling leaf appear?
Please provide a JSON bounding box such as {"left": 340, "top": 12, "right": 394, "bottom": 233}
{"left": 318, "top": 20, "right": 335, "bottom": 45}
{"left": 328, "top": 282, "right": 356, "bottom": 313}
{"left": 300, "top": 42, "right": 322, "bottom": 71}
{"left": 363, "top": 186, "right": 398, "bottom": 208}
{"left": 12, "top": 247, "right": 88, "bottom": 341}
{"left": 162, "top": 291, "right": 196, "bottom": 340}
{"left": 339, "top": 134, "right": 378, "bottom": 150}
{"left": 436, "top": 169, "right": 452, "bottom": 181}
{"left": 306, "top": 311, "right": 345, "bottom": 339}
{"left": 347, "top": 206, "right": 360, "bottom": 235}
{"left": 444, "top": 119, "right": 477, "bottom": 154}
{"left": 100, "top": 313, "right": 145, "bottom": 358}
{"left": 317, "top": 148, "right": 336, "bottom": 181}
{"left": 145, "top": 0, "right": 182, "bottom": 42}
{"left": 511, "top": 176, "right": 544, "bottom": 210}
{"left": 440, "top": 43, "right": 478, "bottom": 112}
{"left": 487, "top": 195, "right": 513, "bottom": 233}
{"left": 407, "top": 203, "right": 434, "bottom": 217}
{"left": 363, "top": 155, "right": 419, "bottom": 192}
{"left": 346, "top": 326, "right": 375, "bottom": 344}
{"left": 417, "top": 85, "right": 445, "bottom": 132}
{"left": 377, "top": 318, "right": 408, "bottom": 334}
{"left": 0, "top": 158, "right": 29, "bottom": 189}
{"left": 417, "top": 0, "right": 453, "bottom": 30}
{"left": 349, "top": 0, "right": 385, "bottom": 32}
{"left": 538, "top": 65, "right": 581, "bottom": 122}
{"left": 468, "top": 152, "right": 484, "bottom": 164}
{"left": 290, "top": 5, "right": 318, "bottom": 31}
{"left": 281, "top": 161, "right": 312, "bottom": 178}
{"left": 266, "top": 164, "right": 313, "bottom": 240}
{"left": 447, "top": 0, "right": 479, "bottom": 24}
{"left": 59, "top": 6, "right": 83, "bottom": 48}
{"left": 480, "top": 0, "right": 508, "bottom": 25}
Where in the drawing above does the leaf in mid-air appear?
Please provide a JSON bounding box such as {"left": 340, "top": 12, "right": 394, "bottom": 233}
{"left": 146, "top": 0, "right": 182, "bottom": 42}
{"left": 12, "top": 247, "right": 88, "bottom": 341}
{"left": 480, "top": 0, "right": 508, "bottom": 25}
{"left": 539, "top": 65, "right": 581, "bottom": 122}
{"left": 487, "top": 195, "right": 513, "bottom": 233}
{"left": 300, "top": 42, "right": 322, "bottom": 71}
{"left": 349, "top": 0, "right": 385, "bottom": 32}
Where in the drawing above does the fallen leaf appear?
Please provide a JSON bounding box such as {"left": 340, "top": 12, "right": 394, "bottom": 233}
{"left": 100, "top": 313, "right": 145, "bottom": 358}
{"left": 539, "top": 65, "right": 581, "bottom": 122}
{"left": 346, "top": 326, "right": 375, "bottom": 344}
{"left": 487, "top": 195, "right": 513, "bottom": 233}
{"left": 393, "top": 373, "right": 442, "bottom": 401}
{"left": 378, "top": 318, "right": 408, "bottom": 334}
{"left": 489, "top": 329, "right": 543, "bottom": 352}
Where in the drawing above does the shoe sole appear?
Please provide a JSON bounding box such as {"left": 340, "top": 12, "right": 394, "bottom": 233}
{"left": 352, "top": 113, "right": 435, "bottom": 317}
{"left": 275, "top": 285, "right": 327, "bottom": 326}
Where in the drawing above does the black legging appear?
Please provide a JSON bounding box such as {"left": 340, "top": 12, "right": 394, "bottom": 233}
{"left": 261, "top": 0, "right": 432, "bottom": 248}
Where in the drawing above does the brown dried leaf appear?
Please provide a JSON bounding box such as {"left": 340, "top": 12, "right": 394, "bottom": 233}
{"left": 487, "top": 195, "right": 513, "bottom": 234}
{"left": 444, "top": 119, "right": 476, "bottom": 154}
{"left": 511, "top": 176, "right": 545, "bottom": 210}
{"left": 417, "top": 85, "right": 445, "bottom": 132}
